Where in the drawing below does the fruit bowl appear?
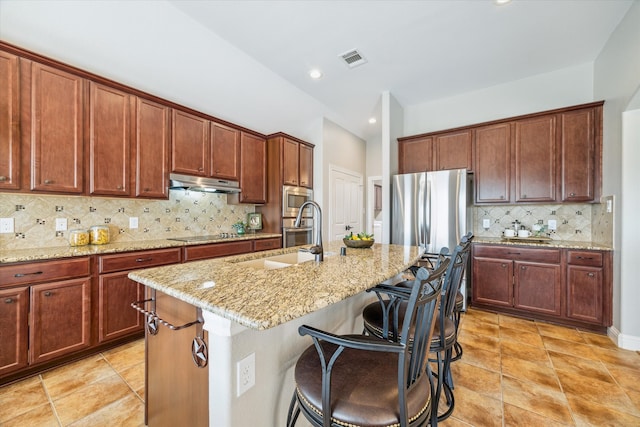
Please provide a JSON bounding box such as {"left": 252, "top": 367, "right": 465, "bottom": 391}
{"left": 343, "top": 238, "right": 374, "bottom": 248}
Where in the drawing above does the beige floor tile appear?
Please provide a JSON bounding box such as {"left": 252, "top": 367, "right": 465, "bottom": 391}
{"left": 102, "top": 339, "right": 145, "bottom": 372}
{"left": 0, "top": 403, "right": 59, "bottom": 427}
{"left": 579, "top": 330, "right": 618, "bottom": 350}
{"left": 0, "top": 376, "right": 48, "bottom": 422}
{"left": 548, "top": 350, "right": 615, "bottom": 384}
{"left": 498, "top": 313, "right": 539, "bottom": 333}
{"left": 450, "top": 361, "right": 502, "bottom": 400}
{"left": 501, "top": 356, "right": 562, "bottom": 392}
{"left": 119, "top": 361, "right": 146, "bottom": 400}
{"left": 503, "top": 403, "right": 573, "bottom": 427}
{"left": 439, "top": 415, "right": 475, "bottom": 426}
{"left": 536, "top": 322, "right": 586, "bottom": 343}
{"left": 459, "top": 316, "right": 500, "bottom": 338}
{"left": 593, "top": 346, "right": 640, "bottom": 372}
{"left": 542, "top": 335, "right": 601, "bottom": 361}
{"left": 557, "top": 369, "right": 640, "bottom": 417}
{"left": 500, "top": 338, "right": 552, "bottom": 367}
{"left": 457, "top": 341, "right": 502, "bottom": 373}
{"left": 500, "top": 325, "right": 545, "bottom": 347}
{"left": 42, "top": 355, "right": 116, "bottom": 400}
{"left": 502, "top": 376, "right": 574, "bottom": 424}
{"left": 68, "top": 394, "right": 144, "bottom": 427}
{"left": 53, "top": 374, "right": 132, "bottom": 425}
{"left": 446, "top": 385, "right": 502, "bottom": 427}
{"left": 567, "top": 394, "right": 640, "bottom": 427}
{"left": 462, "top": 308, "right": 499, "bottom": 325}
{"left": 457, "top": 329, "right": 500, "bottom": 354}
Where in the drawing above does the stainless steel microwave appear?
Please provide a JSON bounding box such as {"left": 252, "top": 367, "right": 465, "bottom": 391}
{"left": 282, "top": 186, "right": 314, "bottom": 218}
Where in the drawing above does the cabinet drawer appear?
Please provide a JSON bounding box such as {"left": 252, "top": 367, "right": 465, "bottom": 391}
{"left": 473, "top": 244, "right": 560, "bottom": 264}
{"left": 98, "top": 248, "right": 182, "bottom": 273}
{"left": 254, "top": 238, "right": 281, "bottom": 252}
{"left": 0, "top": 257, "right": 90, "bottom": 288}
{"left": 567, "top": 250, "right": 603, "bottom": 267}
{"left": 184, "top": 241, "right": 253, "bottom": 262}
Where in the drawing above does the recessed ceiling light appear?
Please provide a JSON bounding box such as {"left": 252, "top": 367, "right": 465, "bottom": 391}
{"left": 368, "top": 117, "right": 377, "bottom": 124}
{"left": 495, "top": 0, "right": 512, "bottom": 5}
{"left": 309, "top": 69, "right": 323, "bottom": 79}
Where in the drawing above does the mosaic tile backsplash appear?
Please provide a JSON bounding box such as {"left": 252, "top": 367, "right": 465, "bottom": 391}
{"left": 0, "top": 191, "right": 256, "bottom": 251}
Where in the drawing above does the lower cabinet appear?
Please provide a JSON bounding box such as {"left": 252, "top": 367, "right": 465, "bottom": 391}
{"left": 253, "top": 237, "right": 281, "bottom": 252}
{"left": 472, "top": 244, "right": 611, "bottom": 330}
{"left": 0, "top": 287, "right": 29, "bottom": 377}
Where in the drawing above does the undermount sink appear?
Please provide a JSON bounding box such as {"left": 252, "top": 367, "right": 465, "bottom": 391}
{"left": 235, "top": 251, "right": 331, "bottom": 270}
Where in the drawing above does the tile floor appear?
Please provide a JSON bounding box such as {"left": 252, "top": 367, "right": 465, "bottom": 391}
{"left": 1, "top": 309, "right": 639, "bottom": 426}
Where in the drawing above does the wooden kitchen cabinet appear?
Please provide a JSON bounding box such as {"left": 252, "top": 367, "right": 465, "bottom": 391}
{"left": 559, "top": 107, "right": 598, "bottom": 202}
{"left": 0, "top": 287, "right": 29, "bottom": 377}
{"left": 89, "top": 82, "right": 131, "bottom": 196}
{"left": 434, "top": 129, "right": 472, "bottom": 171}
{"left": 472, "top": 255, "right": 513, "bottom": 307}
{"left": 211, "top": 121, "right": 240, "bottom": 181}
{"left": 298, "top": 142, "right": 313, "bottom": 188}
{"left": 566, "top": 250, "right": 610, "bottom": 325}
{"left": 398, "top": 136, "right": 433, "bottom": 173}
{"left": 30, "top": 278, "right": 92, "bottom": 365}
{"left": 514, "top": 115, "right": 557, "bottom": 202}
{"left": 474, "top": 123, "right": 511, "bottom": 203}
{"left": 238, "top": 132, "right": 267, "bottom": 203}
{"left": 0, "top": 50, "right": 20, "bottom": 190}
{"left": 134, "top": 97, "right": 170, "bottom": 198}
{"left": 96, "top": 248, "right": 181, "bottom": 343}
{"left": 282, "top": 136, "right": 313, "bottom": 188}
{"left": 171, "top": 109, "right": 210, "bottom": 176}
{"left": 513, "top": 260, "right": 561, "bottom": 316}
{"left": 253, "top": 237, "right": 282, "bottom": 252}
{"left": 27, "top": 61, "right": 85, "bottom": 193}
{"left": 183, "top": 240, "right": 253, "bottom": 262}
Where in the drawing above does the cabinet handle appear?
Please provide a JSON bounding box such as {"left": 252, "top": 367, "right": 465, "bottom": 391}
{"left": 136, "top": 257, "right": 153, "bottom": 263}
{"left": 570, "top": 192, "right": 576, "bottom": 197}
{"left": 44, "top": 291, "right": 52, "bottom": 297}
{"left": 0, "top": 176, "right": 7, "bottom": 182}
{"left": 501, "top": 263, "right": 508, "bottom": 268}
{"left": 500, "top": 195, "right": 504, "bottom": 200}
{"left": 521, "top": 266, "right": 527, "bottom": 270}
{"left": 4, "top": 298, "right": 13, "bottom": 303}
{"left": 507, "top": 252, "right": 521, "bottom": 255}
{"left": 522, "top": 194, "right": 527, "bottom": 199}
{"left": 117, "top": 185, "right": 124, "bottom": 190}
{"left": 144, "top": 188, "right": 151, "bottom": 192}
{"left": 198, "top": 167, "right": 204, "bottom": 172}
{"left": 577, "top": 256, "right": 594, "bottom": 260}
{"left": 44, "top": 179, "right": 54, "bottom": 185}
{"left": 14, "top": 271, "right": 44, "bottom": 278}
{"left": 588, "top": 272, "right": 595, "bottom": 277}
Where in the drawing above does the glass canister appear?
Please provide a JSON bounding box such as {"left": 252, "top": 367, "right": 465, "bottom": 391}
{"left": 68, "top": 229, "right": 90, "bottom": 247}
{"left": 89, "top": 225, "right": 110, "bottom": 245}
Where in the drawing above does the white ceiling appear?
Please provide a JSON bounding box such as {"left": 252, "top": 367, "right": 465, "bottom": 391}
{"left": 170, "top": 0, "right": 633, "bottom": 139}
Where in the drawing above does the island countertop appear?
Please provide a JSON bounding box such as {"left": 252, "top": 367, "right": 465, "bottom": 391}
{"left": 128, "top": 241, "right": 422, "bottom": 330}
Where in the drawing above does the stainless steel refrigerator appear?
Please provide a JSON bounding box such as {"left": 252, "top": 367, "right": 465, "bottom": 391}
{"left": 391, "top": 169, "right": 472, "bottom": 306}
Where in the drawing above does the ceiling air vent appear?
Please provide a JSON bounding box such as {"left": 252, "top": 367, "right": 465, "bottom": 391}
{"left": 339, "top": 49, "right": 367, "bottom": 68}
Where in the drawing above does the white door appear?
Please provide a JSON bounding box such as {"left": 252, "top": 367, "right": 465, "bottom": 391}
{"left": 329, "top": 166, "right": 363, "bottom": 241}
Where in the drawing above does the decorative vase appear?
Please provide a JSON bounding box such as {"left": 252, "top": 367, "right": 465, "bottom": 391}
{"left": 236, "top": 226, "right": 245, "bottom": 235}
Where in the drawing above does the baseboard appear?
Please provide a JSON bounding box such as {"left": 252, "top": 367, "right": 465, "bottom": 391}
{"left": 608, "top": 326, "right": 640, "bottom": 350}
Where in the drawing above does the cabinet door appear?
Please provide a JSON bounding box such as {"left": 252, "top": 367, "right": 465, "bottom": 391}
{"left": 30, "top": 278, "right": 91, "bottom": 365}
{"left": 171, "top": 110, "right": 209, "bottom": 176}
{"left": 434, "top": 130, "right": 472, "bottom": 171}
{"left": 514, "top": 115, "right": 557, "bottom": 202}
{"left": 472, "top": 256, "right": 513, "bottom": 307}
{"left": 98, "top": 271, "right": 144, "bottom": 342}
{"left": 0, "top": 287, "right": 29, "bottom": 376}
{"left": 210, "top": 122, "right": 240, "bottom": 181}
{"left": 30, "top": 62, "right": 84, "bottom": 193}
{"left": 560, "top": 108, "right": 595, "bottom": 202}
{"left": 89, "top": 83, "right": 131, "bottom": 196}
{"left": 474, "top": 123, "right": 511, "bottom": 203}
{"left": 299, "top": 143, "right": 313, "bottom": 188}
{"left": 566, "top": 265, "right": 603, "bottom": 324}
{"left": 398, "top": 137, "right": 433, "bottom": 174}
{"left": 134, "top": 97, "right": 170, "bottom": 198}
{"left": 282, "top": 138, "right": 299, "bottom": 186}
{"left": 0, "top": 51, "right": 20, "bottom": 190}
{"left": 239, "top": 133, "right": 266, "bottom": 203}
{"left": 514, "top": 261, "right": 561, "bottom": 316}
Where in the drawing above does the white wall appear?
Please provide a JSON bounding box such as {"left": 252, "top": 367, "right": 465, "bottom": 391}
{"left": 404, "top": 62, "right": 594, "bottom": 135}
{"left": 594, "top": 0, "right": 640, "bottom": 349}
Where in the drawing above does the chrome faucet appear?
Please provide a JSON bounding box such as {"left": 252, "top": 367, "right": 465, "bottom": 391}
{"left": 295, "top": 200, "right": 323, "bottom": 262}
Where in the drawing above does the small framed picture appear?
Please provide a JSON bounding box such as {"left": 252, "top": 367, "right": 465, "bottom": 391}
{"left": 247, "top": 213, "right": 262, "bottom": 230}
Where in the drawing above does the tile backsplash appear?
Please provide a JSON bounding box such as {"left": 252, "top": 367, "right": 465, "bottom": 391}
{"left": 0, "top": 191, "right": 255, "bottom": 250}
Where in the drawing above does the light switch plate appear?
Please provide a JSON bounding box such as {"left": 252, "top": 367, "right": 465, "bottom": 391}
{"left": 548, "top": 219, "right": 557, "bottom": 230}
{"left": 482, "top": 219, "right": 491, "bottom": 229}
{"left": 55, "top": 218, "right": 68, "bottom": 231}
{"left": 237, "top": 353, "right": 255, "bottom": 396}
{"left": 0, "top": 218, "right": 14, "bottom": 233}
{"left": 129, "top": 217, "right": 138, "bottom": 229}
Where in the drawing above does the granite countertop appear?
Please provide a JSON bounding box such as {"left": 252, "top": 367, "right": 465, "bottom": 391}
{"left": 128, "top": 241, "right": 422, "bottom": 331}
{"left": 472, "top": 237, "right": 613, "bottom": 251}
{"left": 0, "top": 233, "right": 282, "bottom": 264}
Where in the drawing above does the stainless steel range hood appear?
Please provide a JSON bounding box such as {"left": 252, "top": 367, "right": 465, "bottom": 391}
{"left": 169, "top": 173, "right": 241, "bottom": 193}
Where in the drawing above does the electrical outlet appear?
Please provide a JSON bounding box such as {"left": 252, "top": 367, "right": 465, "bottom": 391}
{"left": 237, "top": 353, "right": 255, "bottom": 396}
{"left": 482, "top": 219, "right": 491, "bottom": 229}
{"left": 129, "top": 217, "right": 138, "bottom": 229}
{"left": 55, "top": 218, "right": 68, "bottom": 231}
{"left": 547, "top": 219, "right": 557, "bottom": 230}
{"left": 0, "top": 218, "right": 14, "bottom": 233}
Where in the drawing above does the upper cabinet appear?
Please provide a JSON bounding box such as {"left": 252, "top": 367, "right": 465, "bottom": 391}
{"left": 134, "top": 97, "right": 170, "bottom": 198}
{"left": 211, "top": 122, "right": 240, "bottom": 181}
{"left": 89, "top": 82, "right": 131, "bottom": 196}
{"left": 238, "top": 132, "right": 266, "bottom": 204}
{"left": 282, "top": 136, "right": 313, "bottom": 188}
{"left": 27, "top": 61, "right": 85, "bottom": 194}
{"left": 298, "top": 143, "right": 313, "bottom": 188}
{"left": 403, "top": 101, "right": 603, "bottom": 205}
{"left": 0, "top": 51, "right": 20, "bottom": 190}
{"left": 171, "top": 109, "right": 210, "bottom": 177}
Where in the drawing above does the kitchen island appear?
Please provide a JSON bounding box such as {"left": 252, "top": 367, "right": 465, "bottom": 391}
{"left": 128, "top": 241, "right": 422, "bottom": 427}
